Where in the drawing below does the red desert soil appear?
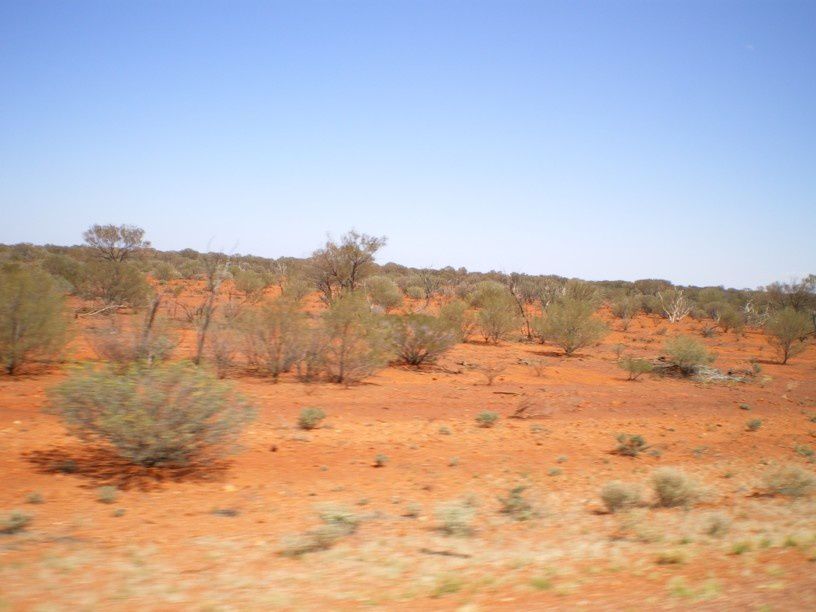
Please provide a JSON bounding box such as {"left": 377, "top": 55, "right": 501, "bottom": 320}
{"left": 1, "top": 294, "right": 815, "bottom": 610}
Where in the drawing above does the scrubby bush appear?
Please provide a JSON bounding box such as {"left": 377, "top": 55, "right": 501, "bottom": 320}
{"left": 477, "top": 293, "right": 519, "bottom": 344}
{"left": 79, "top": 260, "right": 151, "bottom": 309}
{"left": 651, "top": 468, "right": 700, "bottom": 508}
{"left": 0, "top": 266, "right": 69, "bottom": 374}
{"left": 241, "top": 298, "right": 306, "bottom": 381}
{"left": 498, "top": 486, "right": 536, "bottom": 520}
{"left": 762, "top": 464, "right": 816, "bottom": 497}
{"left": 0, "top": 510, "right": 31, "bottom": 534}
{"left": 476, "top": 411, "right": 499, "bottom": 428}
{"left": 664, "top": 335, "right": 714, "bottom": 375}
{"left": 610, "top": 295, "right": 641, "bottom": 330}
{"left": 618, "top": 356, "right": 653, "bottom": 381}
{"left": 298, "top": 407, "right": 326, "bottom": 430}
{"left": 232, "top": 269, "right": 268, "bottom": 303}
{"left": 532, "top": 298, "right": 607, "bottom": 356}
{"left": 765, "top": 307, "right": 811, "bottom": 364}
{"left": 614, "top": 433, "right": 649, "bottom": 456}
{"left": 47, "top": 363, "right": 255, "bottom": 467}
{"left": 96, "top": 486, "right": 118, "bottom": 504}
{"left": 365, "top": 276, "right": 403, "bottom": 312}
{"left": 435, "top": 501, "right": 476, "bottom": 536}
{"left": 390, "top": 313, "right": 457, "bottom": 366}
{"left": 321, "top": 292, "right": 391, "bottom": 385}
{"left": 404, "top": 286, "right": 425, "bottom": 300}
{"left": 279, "top": 504, "right": 360, "bottom": 557}
{"left": 438, "top": 300, "right": 477, "bottom": 342}
{"left": 600, "top": 481, "right": 642, "bottom": 512}
{"left": 90, "top": 312, "right": 176, "bottom": 371}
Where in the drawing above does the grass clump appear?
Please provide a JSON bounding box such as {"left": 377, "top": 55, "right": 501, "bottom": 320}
{"left": 373, "top": 454, "right": 389, "bottom": 467}
{"left": 435, "top": 501, "right": 476, "bottom": 536}
{"left": 762, "top": 464, "right": 816, "bottom": 497}
{"left": 651, "top": 468, "right": 700, "bottom": 508}
{"left": 25, "top": 492, "right": 44, "bottom": 505}
{"left": 279, "top": 505, "right": 360, "bottom": 557}
{"left": 746, "top": 419, "right": 762, "bottom": 432}
{"left": 298, "top": 407, "right": 326, "bottom": 430}
{"left": 1, "top": 511, "right": 31, "bottom": 534}
{"left": 614, "top": 433, "right": 649, "bottom": 457}
{"left": 618, "top": 356, "right": 653, "bottom": 381}
{"left": 498, "top": 486, "right": 536, "bottom": 521}
{"left": 702, "top": 513, "right": 731, "bottom": 537}
{"left": 96, "top": 486, "right": 118, "bottom": 504}
{"left": 476, "top": 411, "right": 499, "bottom": 428}
{"left": 600, "top": 481, "right": 642, "bottom": 512}
{"left": 47, "top": 362, "right": 255, "bottom": 467}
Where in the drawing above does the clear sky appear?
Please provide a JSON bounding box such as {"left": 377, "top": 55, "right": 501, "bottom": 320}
{"left": 1, "top": 1, "right": 814, "bottom": 289}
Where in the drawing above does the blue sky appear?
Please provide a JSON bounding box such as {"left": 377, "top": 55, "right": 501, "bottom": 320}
{"left": 1, "top": 1, "right": 814, "bottom": 288}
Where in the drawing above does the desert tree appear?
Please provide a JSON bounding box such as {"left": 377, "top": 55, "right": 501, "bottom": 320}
{"left": 657, "top": 288, "right": 693, "bottom": 323}
{"left": 193, "top": 252, "right": 230, "bottom": 365}
{"left": 309, "top": 230, "right": 386, "bottom": 304}
{"left": 532, "top": 297, "right": 607, "bottom": 356}
{"left": 502, "top": 273, "right": 544, "bottom": 340}
{"left": 438, "top": 299, "right": 477, "bottom": 342}
{"left": 477, "top": 290, "right": 520, "bottom": 344}
{"left": 320, "top": 292, "right": 391, "bottom": 385}
{"left": 765, "top": 307, "right": 812, "bottom": 364}
{"left": 0, "top": 265, "right": 69, "bottom": 374}
{"left": 83, "top": 224, "right": 150, "bottom": 263}
{"left": 764, "top": 275, "right": 816, "bottom": 313}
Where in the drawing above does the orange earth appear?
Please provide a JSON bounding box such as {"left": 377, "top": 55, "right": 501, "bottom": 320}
{"left": 2, "top": 287, "right": 816, "bottom": 610}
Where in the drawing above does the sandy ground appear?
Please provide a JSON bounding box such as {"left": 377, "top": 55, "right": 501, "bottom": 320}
{"left": 1, "top": 296, "right": 815, "bottom": 610}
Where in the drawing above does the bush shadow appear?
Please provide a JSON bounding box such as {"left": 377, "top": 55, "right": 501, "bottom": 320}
{"left": 24, "top": 445, "right": 231, "bottom": 491}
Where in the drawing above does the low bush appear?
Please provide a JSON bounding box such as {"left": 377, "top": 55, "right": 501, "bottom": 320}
{"left": 365, "top": 276, "right": 403, "bottom": 312}
{"left": 614, "top": 433, "right": 649, "bottom": 456}
{"left": 600, "top": 481, "right": 642, "bottom": 512}
{"left": 390, "top": 314, "right": 457, "bottom": 366}
{"left": 618, "top": 356, "right": 653, "bottom": 380}
{"left": 498, "top": 486, "right": 536, "bottom": 520}
{"left": 0, "top": 511, "right": 31, "bottom": 534}
{"left": 438, "top": 300, "right": 477, "bottom": 342}
{"left": 651, "top": 468, "right": 700, "bottom": 508}
{"left": 765, "top": 308, "right": 811, "bottom": 364}
{"left": 298, "top": 407, "right": 326, "bottom": 430}
{"left": 476, "top": 411, "right": 499, "bottom": 428}
{"left": 435, "top": 501, "right": 476, "bottom": 536}
{"left": 532, "top": 298, "right": 607, "bottom": 356}
{"left": 47, "top": 362, "right": 255, "bottom": 467}
{"left": 0, "top": 265, "right": 69, "bottom": 374}
{"left": 663, "top": 336, "right": 714, "bottom": 376}
{"left": 762, "top": 464, "right": 816, "bottom": 497}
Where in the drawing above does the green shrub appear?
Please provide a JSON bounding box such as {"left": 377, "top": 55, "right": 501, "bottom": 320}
{"left": 79, "top": 260, "right": 151, "bottom": 309}
{"left": 0, "top": 265, "right": 69, "bottom": 374}
{"left": 651, "top": 468, "right": 700, "bottom": 508}
{"left": 298, "top": 407, "right": 326, "bottom": 430}
{"left": 373, "top": 453, "right": 389, "bottom": 467}
{"left": 365, "top": 276, "right": 403, "bottom": 312}
{"left": 618, "top": 356, "right": 653, "bottom": 381}
{"left": 664, "top": 335, "right": 714, "bottom": 376}
{"left": 610, "top": 295, "right": 641, "bottom": 330}
{"left": 0, "top": 511, "right": 31, "bottom": 534}
{"left": 404, "top": 286, "right": 425, "bottom": 300}
{"left": 762, "top": 464, "right": 816, "bottom": 497}
{"left": 279, "top": 504, "right": 360, "bottom": 557}
{"left": 765, "top": 308, "right": 811, "bottom": 364}
{"left": 532, "top": 298, "right": 607, "bottom": 356}
{"left": 476, "top": 411, "right": 499, "bottom": 428}
{"left": 47, "top": 363, "right": 255, "bottom": 467}
{"left": 703, "top": 512, "right": 731, "bottom": 537}
{"left": 25, "top": 492, "right": 44, "bottom": 505}
{"left": 390, "top": 313, "right": 457, "bottom": 366}
{"left": 614, "top": 433, "right": 649, "bottom": 456}
{"left": 600, "top": 481, "right": 642, "bottom": 512}
{"left": 746, "top": 419, "right": 762, "bottom": 432}
{"left": 438, "top": 300, "right": 477, "bottom": 342}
